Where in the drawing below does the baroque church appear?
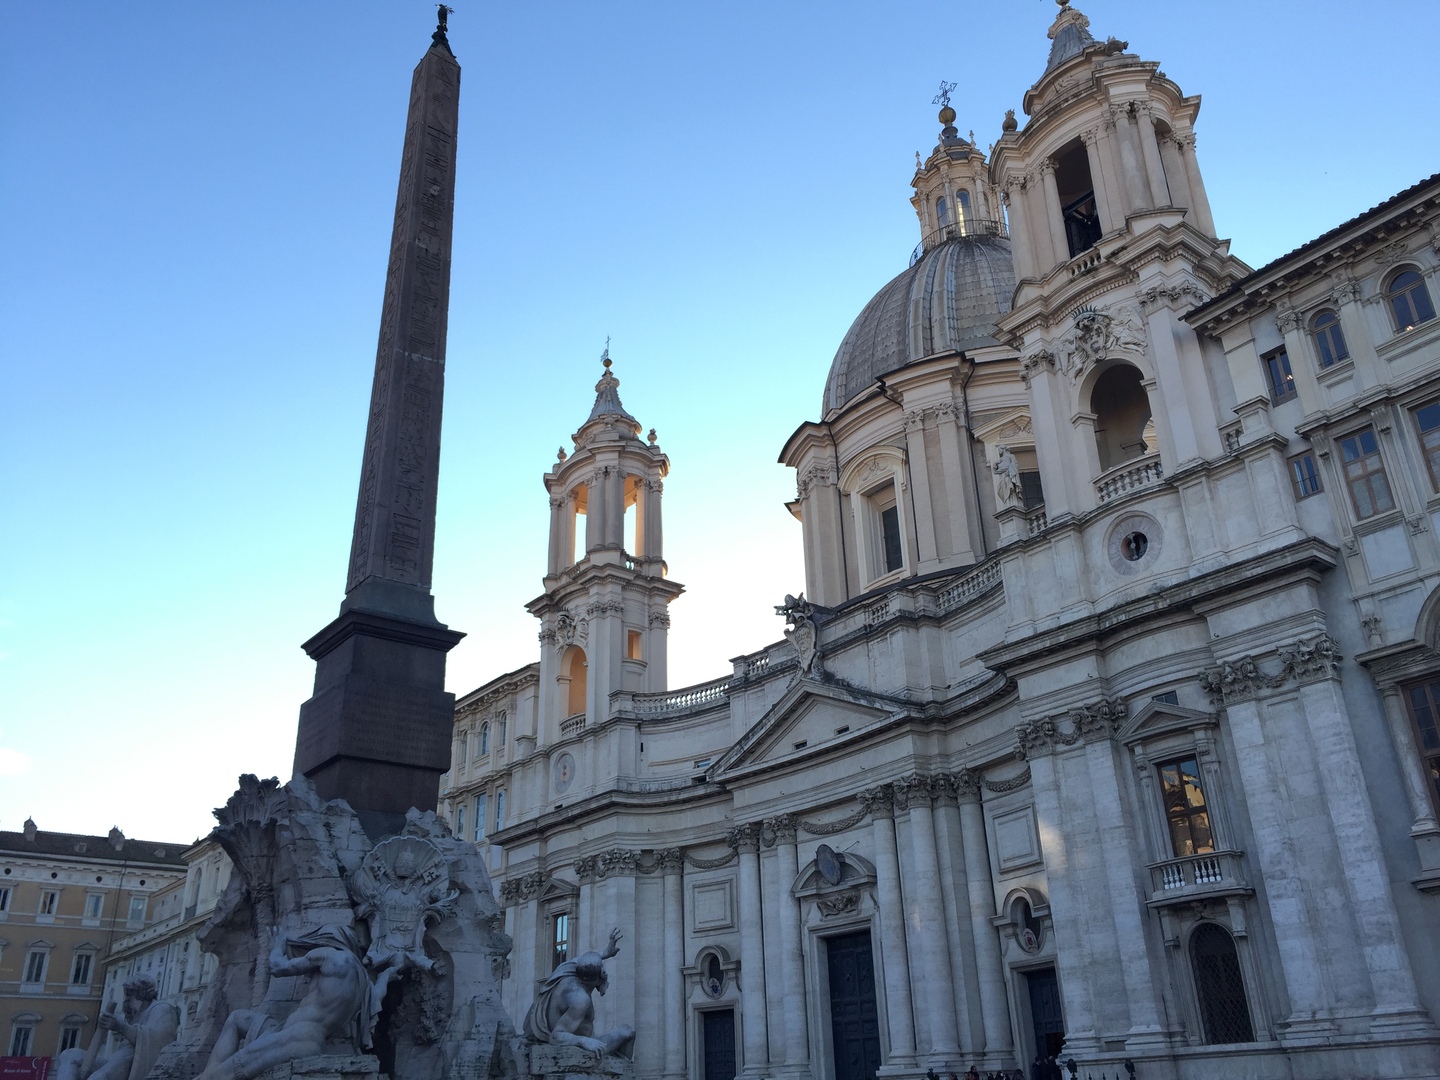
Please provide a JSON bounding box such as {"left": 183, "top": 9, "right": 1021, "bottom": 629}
{"left": 441, "top": 4, "right": 1440, "bottom": 1078}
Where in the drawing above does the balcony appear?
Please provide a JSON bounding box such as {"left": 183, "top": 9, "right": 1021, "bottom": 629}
{"left": 1094, "top": 453, "right": 1163, "bottom": 503}
{"left": 1146, "top": 850, "right": 1251, "bottom": 909}
{"left": 559, "top": 713, "right": 586, "bottom": 740}
{"left": 909, "top": 217, "right": 1009, "bottom": 266}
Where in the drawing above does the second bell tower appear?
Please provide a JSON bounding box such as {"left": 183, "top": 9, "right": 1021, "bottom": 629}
{"left": 528, "top": 356, "right": 683, "bottom": 742}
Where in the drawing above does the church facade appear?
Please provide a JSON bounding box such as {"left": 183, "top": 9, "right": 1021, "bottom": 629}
{"left": 442, "top": 5, "right": 1440, "bottom": 1079}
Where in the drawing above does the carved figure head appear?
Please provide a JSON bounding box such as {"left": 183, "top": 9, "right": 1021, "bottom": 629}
{"left": 394, "top": 849, "right": 418, "bottom": 880}
{"left": 572, "top": 951, "right": 610, "bottom": 995}
{"left": 122, "top": 975, "right": 159, "bottom": 1019}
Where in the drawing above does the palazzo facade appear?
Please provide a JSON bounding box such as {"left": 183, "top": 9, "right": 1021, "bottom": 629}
{"left": 444, "top": 6, "right": 1440, "bottom": 1078}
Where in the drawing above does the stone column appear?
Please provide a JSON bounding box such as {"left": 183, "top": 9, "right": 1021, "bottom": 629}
{"left": 767, "top": 816, "right": 811, "bottom": 1076}
{"left": 605, "top": 464, "right": 625, "bottom": 549}
{"left": 1173, "top": 133, "right": 1214, "bottom": 235}
{"left": 1000, "top": 184, "right": 1036, "bottom": 282}
{"left": 1038, "top": 158, "right": 1070, "bottom": 268}
{"left": 547, "top": 495, "right": 565, "bottom": 575}
{"left": 1296, "top": 677, "right": 1428, "bottom": 1026}
{"left": 903, "top": 411, "right": 942, "bottom": 570}
{"left": 1380, "top": 686, "right": 1440, "bottom": 835}
{"left": 1096, "top": 116, "right": 1130, "bottom": 226}
{"left": 1330, "top": 277, "right": 1386, "bottom": 388}
{"left": 643, "top": 477, "right": 663, "bottom": 564}
{"left": 1110, "top": 104, "right": 1147, "bottom": 215}
{"left": 865, "top": 787, "right": 917, "bottom": 1065}
{"left": 1157, "top": 135, "right": 1193, "bottom": 219}
{"left": 1080, "top": 130, "right": 1116, "bottom": 234}
{"left": 933, "top": 782, "right": 984, "bottom": 1055}
{"left": 898, "top": 779, "right": 960, "bottom": 1063}
{"left": 731, "top": 823, "right": 771, "bottom": 1077}
{"left": 955, "top": 772, "right": 1012, "bottom": 1062}
{"left": 934, "top": 400, "right": 983, "bottom": 562}
{"left": 1134, "top": 103, "right": 1171, "bottom": 209}
{"left": 584, "top": 469, "right": 604, "bottom": 556}
{"left": 661, "top": 849, "right": 687, "bottom": 1080}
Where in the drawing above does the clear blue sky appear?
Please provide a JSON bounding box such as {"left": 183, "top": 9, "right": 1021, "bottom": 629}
{"left": 2, "top": 1, "right": 1436, "bottom": 842}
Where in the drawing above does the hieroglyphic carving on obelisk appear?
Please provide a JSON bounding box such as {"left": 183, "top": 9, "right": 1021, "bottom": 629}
{"left": 346, "top": 25, "right": 460, "bottom": 602}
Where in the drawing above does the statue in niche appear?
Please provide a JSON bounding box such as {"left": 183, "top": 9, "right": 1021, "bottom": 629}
{"left": 55, "top": 975, "right": 179, "bottom": 1080}
{"left": 776, "top": 593, "right": 822, "bottom": 677}
{"left": 351, "top": 836, "right": 457, "bottom": 1027}
{"left": 194, "top": 925, "right": 371, "bottom": 1080}
{"left": 992, "top": 444, "right": 1022, "bottom": 506}
{"left": 523, "top": 927, "right": 636, "bottom": 1060}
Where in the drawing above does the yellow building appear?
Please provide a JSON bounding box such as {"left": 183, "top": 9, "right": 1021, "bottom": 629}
{"left": 0, "top": 819, "right": 186, "bottom": 1065}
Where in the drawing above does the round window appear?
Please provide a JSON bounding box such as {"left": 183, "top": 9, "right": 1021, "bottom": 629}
{"left": 1107, "top": 513, "right": 1161, "bottom": 575}
{"left": 1121, "top": 532, "right": 1148, "bottom": 561}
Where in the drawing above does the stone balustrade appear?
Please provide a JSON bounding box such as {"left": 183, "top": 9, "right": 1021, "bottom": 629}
{"left": 1095, "top": 453, "right": 1164, "bottom": 503}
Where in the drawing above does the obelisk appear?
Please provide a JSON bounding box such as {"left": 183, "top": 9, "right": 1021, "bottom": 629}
{"left": 293, "top": 10, "right": 464, "bottom": 834}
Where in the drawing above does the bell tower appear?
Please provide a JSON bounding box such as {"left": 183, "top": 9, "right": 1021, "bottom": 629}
{"left": 527, "top": 355, "right": 683, "bottom": 742}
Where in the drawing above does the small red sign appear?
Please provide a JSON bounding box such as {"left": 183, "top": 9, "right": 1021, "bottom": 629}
{"left": 0, "top": 1058, "right": 52, "bottom": 1080}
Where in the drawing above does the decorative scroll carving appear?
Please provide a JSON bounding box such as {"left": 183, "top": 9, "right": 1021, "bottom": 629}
{"left": 1275, "top": 309, "right": 1304, "bottom": 335}
{"left": 498, "top": 870, "right": 550, "bottom": 906}
{"left": 725, "top": 823, "right": 761, "bottom": 854}
{"left": 797, "top": 462, "right": 837, "bottom": 499}
{"left": 1331, "top": 278, "right": 1361, "bottom": 305}
{"left": 1199, "top": 633, "right": 1342, "bottom": 705}
{"left": 1374, "top": 240, "right": 1410, "bottom": 268}
{"left": 1014, "top": 700, "right": 1128, "bottom": 760}
{"left": 1055, "top": 305, "right": 1147, "bottom": 379}
{"left": 763, "top": 814, "right": 798, "bottom": 845}
{"left": 816, "top": 891, "right": 860, "bottom": 917}
{"left": 1137, "top": 280, "right": 1211, "bottom": 313}
{"left": 776, "top": 593, "right": 823, "bottom": 677}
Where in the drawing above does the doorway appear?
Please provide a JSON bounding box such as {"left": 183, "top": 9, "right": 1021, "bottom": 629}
{"left": 1026, "top": 966, "right": 1066, "bottom": 1060}
{"left": 827, "top": 930, "right": 883, "bottom": 1080}
{"left": 702, "top": 1009, "right": 736, "bottom": 1080}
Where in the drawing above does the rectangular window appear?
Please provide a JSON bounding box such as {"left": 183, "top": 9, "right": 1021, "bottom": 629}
{"left": 71, "top": 952, "right": 93, "bottom": 985}
{"left": 1263, "top": 347, "right": 1296, "bottom": 404}
{"left": 552, "top": 912, "right": 570, "bottom": 970}
{"left": 1152, "top": 690, "right": 1179, "bottom": 705}
{"left": 59, "top": 1025, "right": 83, "bottom": 1053}
{"left": 474, "top": 793, "right": 488, "bottom": 841}
{"left": 1158, "top": 756, "right": 1215, "bottom": 857}
{"left": 626, "top": 629, "right": 643, "bottom": 661}
{"left": 84, "top": 893, "right": 104, "bottom": 920}
{"left": 1289, "top": 451, "right": 1322, "bottom": 499}
{"left": 455, "top": 804, "right": 466, "bottom": 841}
{"left": 880, "top": 505, "right": 903, "bottom": 573}
{"left": 23, "top": 949, "right": 48, "bottom": 983}
{"left": 128, "top": 896, "right": 148, "bottom": 928}
{"left": 1403, "top": 678, "right": 1440, "bottom": 816}
{"left": 1415, "top": 402, "right": 1440, "bottom": 492}
{"left": 1020, "top": 470, "right": 1045, "bottom": 509}
{"left": 495, "top": 790, "right": 506, "bottom": 832}
{"left": 9, "top": 1025, "right": 34, "bottom": 1057}
{"left": 456, "top": 734, "right": 467, "bottom": 768}
{"left": 1339, "top": 428, "right": 1395, "bottom": 519}
{"left": 0, "top": 885, "right": 10, "bottom": 912}
{"left": 39, "top": 890, "right": 59, "bottom": 916}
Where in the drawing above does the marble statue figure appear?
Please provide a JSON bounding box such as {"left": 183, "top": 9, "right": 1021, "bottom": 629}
{"left": 523, "top": 927, "right": 636, "bottom": 1060}
{"left": 55, "top": 975, "right": 179, "bottom": 1080}
{"left": 992, "top": 445, "right": 1021, "bottom": 506}
{"left": 194, "top": 925, "right": 372, "bottom": 1080}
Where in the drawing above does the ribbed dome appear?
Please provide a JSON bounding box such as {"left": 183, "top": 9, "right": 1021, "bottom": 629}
{"left": 823, "top": 234, "right": 1016, "bottom": 415}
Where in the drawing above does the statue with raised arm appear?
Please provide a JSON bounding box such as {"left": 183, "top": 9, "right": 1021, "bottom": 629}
{"left": 55, "top": 976, "right": 178, "bottom": 1080}
{"left": 194, "top": 924, "right": 372, "bottom": 1080}
{"left": 523, "top": 927, "right": 635, "bottom": 1060}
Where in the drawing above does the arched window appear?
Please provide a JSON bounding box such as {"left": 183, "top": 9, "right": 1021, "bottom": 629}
{"left": 957, "top": 189, "right": 972, "bottom": 229}
{"left": 1386, "top": 268, "right": 1436, "bottom": 332}
{"left": 1190, "top": 923, "right": 1254, "bottom": 1044}
{"left": 495, "top": 789, "right": 506, "bottom": 832}
{"left": 498, "top": 711, "right": 508, "bottom": 745}
{"left": 935, "top": 195, "right": 948, "bottom": 227}
{"left": 1310, "top": 310, "right": 1349, "bottom": 368}
{"left": 1091, "top": 364, "right": 1154, "bottom": 471}
{"left": 479, "top": 722, "right": 490, "bottom": 756}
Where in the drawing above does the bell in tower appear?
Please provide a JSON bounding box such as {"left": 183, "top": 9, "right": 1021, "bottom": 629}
{"left": 527, "top": 350, "right": 684, "bottom": 744}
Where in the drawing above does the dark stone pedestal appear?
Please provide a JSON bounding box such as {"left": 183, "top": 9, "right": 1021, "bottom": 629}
{"left": 293, "top": 584, "right": 463, "bottom": 832}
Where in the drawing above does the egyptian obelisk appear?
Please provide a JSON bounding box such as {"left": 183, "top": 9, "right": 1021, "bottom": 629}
{"left": 293, "top": 9, "right": 464, "bottom": 834}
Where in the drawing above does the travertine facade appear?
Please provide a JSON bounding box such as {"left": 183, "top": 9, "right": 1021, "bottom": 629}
{"left": 448, "top": 6, "right": 1440, "bottom": 1080}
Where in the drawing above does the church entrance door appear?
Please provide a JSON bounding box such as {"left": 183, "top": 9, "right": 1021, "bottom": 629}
{"left": 702, "top": 1008, "right": 736, "bottom": 1080}
{"left": 1026, "top": 967, "right": 1066, "bottom": 1060}
{"left": 827, "top": 930, "right": 883, "bottom": 1080}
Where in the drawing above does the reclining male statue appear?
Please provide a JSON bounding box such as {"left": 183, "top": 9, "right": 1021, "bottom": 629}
{"left": 55, "top": 975, "right": 179, "bottom": 1080}
{"left": 195, "top": 924, "right": 371, "bottom": 1080}
{"left": 523, "top": 927, "right": 636, "bottom": 1060}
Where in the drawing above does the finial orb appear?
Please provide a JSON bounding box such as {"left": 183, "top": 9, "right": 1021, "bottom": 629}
{"left": 603, "top": 357, "right": 613, "bottom": 371}
{"left": 1057, "top": 0, "right": 1070, "bottom": 7}
{"left": 938, "top": 104, "right": 957, "bottom": 126}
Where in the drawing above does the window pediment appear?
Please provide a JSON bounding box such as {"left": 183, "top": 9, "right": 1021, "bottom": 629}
{"left": 1119, "top": 700, "right": 1217, "bottom": 747}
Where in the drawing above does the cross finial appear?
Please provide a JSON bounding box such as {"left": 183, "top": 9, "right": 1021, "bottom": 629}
{"left": 931, "top": 81, "right": 957, "bottom": 108}
{"left": 601, "top": 335, "right": 611, "bottom": 367}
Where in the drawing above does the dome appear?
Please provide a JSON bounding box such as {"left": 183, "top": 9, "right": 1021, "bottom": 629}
{"left": 823, "top": 233, "right": 1016, "bottom": 415}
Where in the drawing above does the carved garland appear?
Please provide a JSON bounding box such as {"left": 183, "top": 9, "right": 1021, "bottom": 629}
{"left": 1199, "top": 633, "right": 1341, "bottom": 706}
{"left": 1013, "top": 700, "right": 1127, "bottom": 760}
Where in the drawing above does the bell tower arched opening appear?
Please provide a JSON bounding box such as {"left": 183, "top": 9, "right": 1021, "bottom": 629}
{"left": 560, "top": 645, "right": 587, "bottom": 721}
{"left": 1091, "top": 363, "right": 1154, "bottom": 471}
{"left": 1054, "top": 138, "right": 1101, "bottom": 258}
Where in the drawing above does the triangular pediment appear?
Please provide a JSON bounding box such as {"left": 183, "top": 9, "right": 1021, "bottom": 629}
{"left": 539, "top": 877, "right": 579, "bottom": 902}
{"left": 1118, "top": 700, "right": 1216, "bottom": 745}
{"left": 709, "top": 678, "right": 908, "bottom": 780}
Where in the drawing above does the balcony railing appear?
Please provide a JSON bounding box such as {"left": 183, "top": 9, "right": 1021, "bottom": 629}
{"left": 631, "top": 677, "right": 730, "bottom": 716}
{"left": 1146, "top": 849, "right": 1249, "bottom": 907}
{"left": 1094, "top": 453, "right": 1163, "bottom": 503}
{"left": 1024, "top": 505, "right": 1049, "bottom": 537}
{"left": 559, "top": 713, "right": 586, "bottom": 739}
{"left": 909, "top": 217, "right": 1009, "bottom": 266}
